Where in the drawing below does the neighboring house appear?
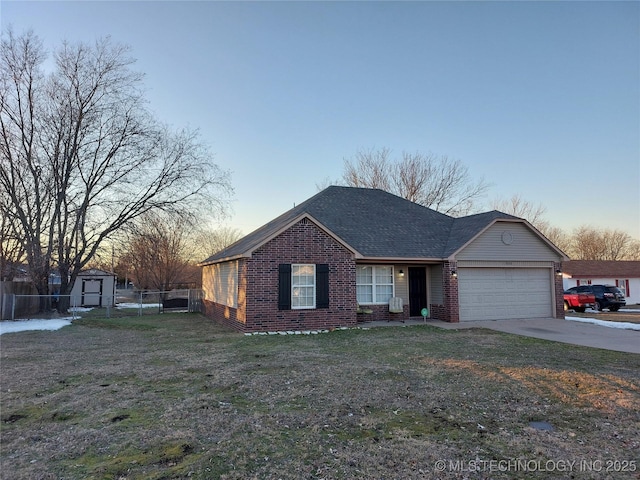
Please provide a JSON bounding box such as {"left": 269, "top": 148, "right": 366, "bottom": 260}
{"left": 200, "top": 186, "right": 567, "bottom": 333}
{"left": 562, "top": 260, "right": 640, "bottom": 305}
{"left": 68, "top": 269, "right": 117, "bottom": 308}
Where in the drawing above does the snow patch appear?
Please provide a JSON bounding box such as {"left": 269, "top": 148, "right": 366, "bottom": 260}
{"left": 69, "top": 307, "right": 94, "bottom": 313}
{"left": 116, "top": 303, "right": 161, "bottom": 309}
{"left": 0, "top": 318, "right": 73, "bottom": 335}
{"left": 565, "top": 316, "right": 640, "bottom": 331}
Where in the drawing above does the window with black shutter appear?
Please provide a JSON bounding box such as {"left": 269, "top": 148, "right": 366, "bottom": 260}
{"left": 316, "top": 264, "right": 329, "bottom": 309}
{"left": 278, "top": 264, "right": 292, "bottom": 310}
{"left": 278, "top": 263, "right": 329, "bottom": 310}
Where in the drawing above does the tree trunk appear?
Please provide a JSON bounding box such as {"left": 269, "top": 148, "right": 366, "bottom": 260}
{"left": 32, "top": 274, "right": 51, "bottom": 313}
{"left": 57, "top": 267, "right": 72, "bottom": 313}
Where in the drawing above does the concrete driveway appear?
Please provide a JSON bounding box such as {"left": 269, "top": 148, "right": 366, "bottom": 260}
{"left": 430, "top": 317, "right": 640, "bottom": 354}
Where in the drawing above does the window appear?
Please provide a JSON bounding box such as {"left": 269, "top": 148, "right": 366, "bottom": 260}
{"left": 356, "top": 266, "right": 394, "bottom": 304}
{"left": 616, "top": 279, "right": 630, "bottom": 297}
{"left": 278, "top": 264, "right": 329, "bottom": 310}
{"left": 292, "top": 264, "right": 315, "bottom": 309}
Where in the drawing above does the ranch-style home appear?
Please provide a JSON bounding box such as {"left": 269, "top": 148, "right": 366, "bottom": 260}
{"left": 562, "top": 260, "right": 640, "bottom": 305}
{"left": 200, "top": 186, "right": 567, "bottom": 333}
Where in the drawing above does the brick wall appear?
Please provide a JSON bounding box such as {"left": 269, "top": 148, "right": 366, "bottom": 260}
{"left": 428, "top": 303, "right": 446, "bottom": 321}
{"left": 442, "top": 261, "right": 459, "bottom": 323}
{"left": 224, "top": 218, "right": 358, "bottom": 333}
{"left": 202, "top": 259, "right": 248, "bottom": 331}
{"left": 202, "top": 299, "right": 244, "bottom": 331}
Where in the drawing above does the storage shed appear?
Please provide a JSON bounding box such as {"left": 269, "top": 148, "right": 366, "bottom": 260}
{"left": 69, "top": 269, "right": 117, "bottom": 308}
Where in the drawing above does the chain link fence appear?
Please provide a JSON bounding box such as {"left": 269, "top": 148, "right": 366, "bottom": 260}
{"left": 1, "top": 289, "right": 203, "bottom": 321}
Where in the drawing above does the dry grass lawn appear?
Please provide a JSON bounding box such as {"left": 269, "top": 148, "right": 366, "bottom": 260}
{"left": 1, "top": 314, "right": 639, "bottom": 479}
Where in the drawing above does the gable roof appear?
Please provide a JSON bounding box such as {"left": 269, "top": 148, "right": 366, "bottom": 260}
{"left": 443, "top": 210, "right": 521, "bottom": 258}
{"left": 563, "top": 260, "right": 640, "bottom": 278}
{"left": 200, "top": 186, "right": 549, "bottom": 265}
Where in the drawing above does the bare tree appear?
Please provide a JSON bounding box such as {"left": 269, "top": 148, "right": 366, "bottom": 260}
{"left": 626, "top": 239, "right": 640, "bottom": 261}
{"left": 0, "top": 194, "right": 26, "bottom": 280}
{"left": 343, "top": 148, "right": 392, "bottom": 192}
{"left": 601, "top": 229, "right": 635, "bottom": 261}
{"left": 124, "top": 213, "right": 197, "bottom": 293}
{"left": 315, "top": 176, "right": 340, "bottom": 192}
{"left": 342, "top": 148, "right": 489, "bottom": 216}
{"left": 0, "top": 30, "right": 231, "bottom": 311}
{"left": 488, "top": 194, "right": 572, "bottom": 251}
{"left": 568, "top": 226, "right": 635, "bottom": 260}
{"left": 491, "top": 194, "right": 547, "bottom": 228}
{"left": 192, "top": 225, "right": 243, "bottom": 261}
{"left": 539, "top": 225, "right": 571, "bottom": 256}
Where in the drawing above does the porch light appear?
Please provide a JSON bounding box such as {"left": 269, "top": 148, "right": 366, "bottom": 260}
{"left": 556, "top": 269, "right": 562, "bottom": 276}
{"left": 451, "top": 270, "right": 457, "bottom": 278}
{"left": 399, "top": 269, "right": 404, "bottom": 277}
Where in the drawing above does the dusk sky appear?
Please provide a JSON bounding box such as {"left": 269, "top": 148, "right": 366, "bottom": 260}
{"left": 2, "top": 1, "right": 639, "bottom": 239}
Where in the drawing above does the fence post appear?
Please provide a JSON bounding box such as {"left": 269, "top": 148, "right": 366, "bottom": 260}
{"left": 11, "top": 293, "right": 16, "bottom": 321}
{"left": 139, "top": 291, "right": 143, "bottom": 316}
{"left": 0, "top": 293, "right": 6, "bottom": 321}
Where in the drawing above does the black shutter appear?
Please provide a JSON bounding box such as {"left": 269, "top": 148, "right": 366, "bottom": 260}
{"left": 278, "top": 264, "right": 292, "bottom": 310}
{"left": 316, "top": 264, "right": 329, "bottom": 309}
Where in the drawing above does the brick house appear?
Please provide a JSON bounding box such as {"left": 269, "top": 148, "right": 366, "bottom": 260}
{"left": 200, "top": 186, "right": 567, "bottom": 332}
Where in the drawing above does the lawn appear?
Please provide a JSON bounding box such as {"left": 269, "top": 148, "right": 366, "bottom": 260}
{"left": 1, "top": 314, "right": 638, "bottom": 479}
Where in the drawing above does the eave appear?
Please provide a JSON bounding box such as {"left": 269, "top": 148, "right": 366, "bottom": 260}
{"left": 198, "top": 213, "right": 361, "bottom": 266}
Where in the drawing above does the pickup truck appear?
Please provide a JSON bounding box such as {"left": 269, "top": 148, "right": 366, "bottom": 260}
{"left": 563, "top": 291, "right": 595, "bottom": 312}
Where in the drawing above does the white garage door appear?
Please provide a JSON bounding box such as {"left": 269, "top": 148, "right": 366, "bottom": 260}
{"left": 458, "top": 268, "right": 552, "bottom": 321}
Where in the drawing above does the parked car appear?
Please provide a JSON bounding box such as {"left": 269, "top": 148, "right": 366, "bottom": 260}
{"left": 564, "top": 285, "right": 626, "bottom": 311}
{"left": 563, "top": 291, "right": 595, "bottom": 312}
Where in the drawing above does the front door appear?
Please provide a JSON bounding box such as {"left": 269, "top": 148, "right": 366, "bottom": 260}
{"left": 409, "top": 267, "right": 427, "bottom": 317}
{"left": 82, "top": 279, "right": 103, "bottom": 307}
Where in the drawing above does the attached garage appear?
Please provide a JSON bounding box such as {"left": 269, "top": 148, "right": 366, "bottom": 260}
{"left": 452, "top": 221, "right": 565, "bottom": 322}
{"left": 458, "top": 266, "right": 553, "bottom": 321}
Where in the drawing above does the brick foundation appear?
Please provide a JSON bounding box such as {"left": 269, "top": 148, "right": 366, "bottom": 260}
{"left": 428, "top": 304, "right": 446, "bottom": 321}
{"left": 202, "top": 299, "right": 245, "bottom": 332}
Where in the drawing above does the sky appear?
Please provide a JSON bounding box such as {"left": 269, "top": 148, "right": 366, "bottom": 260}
{"left": 2, "top": 1, "right": 639, "bottom": 239}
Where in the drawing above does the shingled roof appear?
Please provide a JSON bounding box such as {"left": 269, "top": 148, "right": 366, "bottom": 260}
{"left": 201, "top": 186, "right": 522, "bottom": 264}
{"left": 563, "top": 260, "right": 640, "bottom": 278}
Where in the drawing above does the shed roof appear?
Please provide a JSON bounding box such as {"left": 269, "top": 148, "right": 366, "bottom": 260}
{"left": 77, "top": 268, "right": 116, "bottom": 277}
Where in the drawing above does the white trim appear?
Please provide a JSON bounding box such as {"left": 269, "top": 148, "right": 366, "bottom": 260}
{"left": 457, "top": 260, "right": 555, "bottom": 268}
{"left": 291, "top": 264, "right": 316, "bottom": 309}
{"left": 356, "top": 265, "right": 395, "bottom": 305}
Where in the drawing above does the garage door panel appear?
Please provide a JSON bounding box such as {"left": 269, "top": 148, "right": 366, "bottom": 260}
{"left": 458, "top": 268, "right": 552, "bottom": 321}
